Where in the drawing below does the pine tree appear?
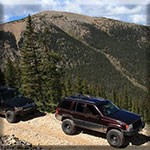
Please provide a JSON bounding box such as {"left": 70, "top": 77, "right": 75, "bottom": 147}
{"left": 0, "top": 68, "right": 5, "bottom": 86}
{"left": 118, "top": 94, "right": 123, "bottom": 108}
{"left": 128, "top": 97, "right": 132, "bottom": 111}
{"left": 20, "top": 15, "right": 40, "bottom": 100}
{"left": 123, "top": 89, "right": 129, "bottom": 110}
{"left": 101, "top": 87, "right": 107, "bottom": 99}
{"left": 112, "top": 90, "right": 117, "bottom": 105}
{"left": 131, "top": 99, "right": 136, "bottom": 112}
{"left": 4, "top": 58, "right": 18, "bottom": 88}
{"left": 82, "top": 79, "right": 90, "bottom": 95}
{"left": 37, "top": 27, "right": 64, "bottom": 108}
{"left": 76, "top": 75, "right": 84, "bottom": 94}
{"left": 65, "top": 77, "right": 73, "bottom": 96}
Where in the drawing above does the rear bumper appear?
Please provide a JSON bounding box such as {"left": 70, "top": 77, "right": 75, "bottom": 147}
{"left": 55, "top": 113, "right": 62, "bottom": 121}
{"left": 123, "top": 122, "right": 145, "bottom": 136}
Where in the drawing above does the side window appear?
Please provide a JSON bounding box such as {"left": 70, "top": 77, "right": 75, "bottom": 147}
{"left": 60, "top": 100, "right": 72, "bottom": 110}
{"left": 72, "top": 101, "right": 77, "bottom": 111}
{"left": 76, "top": 102, "right": 85, "bottom": 113}
{"left": 85, "top": 104, "right": 99, "bottom": 116}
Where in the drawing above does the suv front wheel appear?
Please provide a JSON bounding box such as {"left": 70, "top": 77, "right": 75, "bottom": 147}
{"left": 62, "top": 119, "right": 76, "bottom": 135}
{"left": 106, "top": 129, "right": 124, "bottom": 148}
{"left": 5, "top": 110, "right": 17, "bottom": 123}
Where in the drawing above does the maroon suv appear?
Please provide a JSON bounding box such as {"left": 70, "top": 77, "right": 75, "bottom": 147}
{"left": 55, "top": 95, "right": 145, "bottom": 147}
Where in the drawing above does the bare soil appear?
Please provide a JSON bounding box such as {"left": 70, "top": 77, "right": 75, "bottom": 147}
{"left": 0, "top": 112, "right": 150, "bottom": 147}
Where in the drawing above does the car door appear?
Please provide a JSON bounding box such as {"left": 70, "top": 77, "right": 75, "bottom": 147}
{"left": 83, "top": 104, "right": 105, "bottom": 132}
{"left": 73, "top": 102, "right": 104, "bottom": 132}
{"left": 72, "top": 102, "right": 86, "bottom": 125}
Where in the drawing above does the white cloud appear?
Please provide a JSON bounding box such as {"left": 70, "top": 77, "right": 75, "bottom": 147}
{"left": 129, "top": 14, "right": 146, "bottom": 24}
{"left": 40, "top": 0, "right": 58, "bottom": 7}
{"left": 0, "top": 0, "right": 149, "bottom": 5}
{"left": 75, "top": 0, "right": 149, "bottom": 5}
{"left": 0, "top": 0, "right": 148, "bottom": 25}
{"left": 105, "top": 5, "right": 143, "bottom": 15}
{"left": 0, "top": 0, "right": 38, "bottom": 5}
{"left": 3, "top": 15, "right": 9, "bottom": 22}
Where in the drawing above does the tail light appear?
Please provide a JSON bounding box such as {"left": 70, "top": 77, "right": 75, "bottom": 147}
{"left": 56, "top": 107, "right": 59, "bottom": 114}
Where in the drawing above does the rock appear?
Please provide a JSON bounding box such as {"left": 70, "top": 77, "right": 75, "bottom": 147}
{"left": 0, "top": 134, "right": 33, "bottom": 149}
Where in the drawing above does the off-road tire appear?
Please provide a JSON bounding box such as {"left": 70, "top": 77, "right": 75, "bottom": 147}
{"left": 106, "top": 129, "right": 124, "bottom": 148}
{"left": 62, "top": 119, "right": 76, "bottom": 135}
{"left": 5, "top": 110, "right": 17, "bottom": 123}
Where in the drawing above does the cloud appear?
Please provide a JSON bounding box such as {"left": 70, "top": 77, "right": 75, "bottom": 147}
{"left": 105, "top": 5, "right": 143, "bottom": 15}
{"left": 1, "top": 0, "right": 148, "bottom": 25}
{"left": 0, "top": 0, "right": 38, "bottom": 5}
{"left": 129, "top": 14, "right": 146, "bottom": 24}
{"left": 3, "top": 5, "right": 42, "bottom": 21}
{"left": 3, "top": 15, "right": 9, "bottom": 22}
{"left": 0, "top": 0, "right": 149, "bottom": 5}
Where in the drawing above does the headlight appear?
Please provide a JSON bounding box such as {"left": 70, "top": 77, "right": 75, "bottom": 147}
{"left": 141, "top": 117, "right": 144, "bottom": 122}
{"left": 126, "top": 124, "right": 133, "bottom": 130}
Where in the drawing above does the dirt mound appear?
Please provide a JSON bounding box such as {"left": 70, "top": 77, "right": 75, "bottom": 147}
{"left": 0, "top": 113, "right": 149, "bottom": 147}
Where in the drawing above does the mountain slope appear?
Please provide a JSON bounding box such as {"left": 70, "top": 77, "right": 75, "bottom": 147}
{"left": 0, "top": 11, "right": 149, "bottom": 101}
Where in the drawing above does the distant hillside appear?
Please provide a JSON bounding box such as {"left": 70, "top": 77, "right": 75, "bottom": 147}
{"left": 0, "top": 11, "right": 149, "bottom": 101}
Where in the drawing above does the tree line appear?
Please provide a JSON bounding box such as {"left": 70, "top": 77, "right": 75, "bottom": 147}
{"left": 0, "top": 15, "right": 149, "bottom": 122}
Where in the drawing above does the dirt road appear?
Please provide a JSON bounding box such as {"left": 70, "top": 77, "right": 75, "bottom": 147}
{"left": 0, "top": 112, "right": 150, "bottom": 148}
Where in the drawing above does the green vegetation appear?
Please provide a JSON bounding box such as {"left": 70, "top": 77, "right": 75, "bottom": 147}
{"left": 62, "top": 75, "right": 150, "bottom": 123}
{"left": 20, "top": 15, "right": 40, "bottom": 101}
{"left": 2, "top": 15, "right": 64, "bottom": 112}
{"left": 0, "top": 68, "right": 5, "bottom": 86}
{"left": 4, "top": 58, "right": 19, "bottom": 88}
{"left": 0, "top": 13, "right": 149, "bottom": 122}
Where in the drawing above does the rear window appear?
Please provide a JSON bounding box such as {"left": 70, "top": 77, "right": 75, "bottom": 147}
{"left": 60, "top": 100, "right": 72, "bottom": 110}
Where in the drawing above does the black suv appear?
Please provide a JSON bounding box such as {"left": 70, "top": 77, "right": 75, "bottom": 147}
{"left": 0, "top": 87, "right": 37, "bottom": 123}
{"left": 55, "top": 95, "right": 145, "bottom": 147}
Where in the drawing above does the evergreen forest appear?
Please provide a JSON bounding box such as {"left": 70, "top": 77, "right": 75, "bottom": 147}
{"left": 0, "top": 15, "right": 149, "bottom": 123}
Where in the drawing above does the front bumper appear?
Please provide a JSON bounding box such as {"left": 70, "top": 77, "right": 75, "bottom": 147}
{"left": 15, "top": 105, "right": 37, "bottom": 116}
{"left": 123, "top": 122, "right": 145, "bottom": 136}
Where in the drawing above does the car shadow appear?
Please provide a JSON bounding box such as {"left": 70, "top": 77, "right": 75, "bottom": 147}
{"left": 128, "top": 133, "right": 150, "bottom": 146}
{"left": 18, "top": 110, "right": 46, "bottom": 122}
{"left": 0, "top": 110, "right": 46, "bottom": 123}
{"left": 81, "top": 129, "right": 150, "bottom": 148}
{"left": 82, "top": 129, "right": 106, "bottom": 139}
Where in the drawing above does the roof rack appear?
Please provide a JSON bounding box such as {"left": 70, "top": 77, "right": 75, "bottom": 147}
{"left": 68, "top": 94, "right": 91, "bottom": 100}
{"left": 65, "top": 94, "right": 107, "bottom": 104}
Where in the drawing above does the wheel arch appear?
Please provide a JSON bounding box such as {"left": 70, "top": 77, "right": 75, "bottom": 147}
{"left": 107, "top": 126, "right": 122, "bottom": 133}
{"left": 61, "top": 115, "right": 73, "bottom": 121}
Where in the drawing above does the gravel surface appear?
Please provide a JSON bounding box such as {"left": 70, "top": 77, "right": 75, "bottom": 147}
{"left": 0, "top": 112, "right": 150, "bottom": 149}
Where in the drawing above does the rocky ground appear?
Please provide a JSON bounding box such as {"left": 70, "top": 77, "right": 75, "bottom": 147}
{"left": 0, "top": 112, "right": 150, "bottom": 149}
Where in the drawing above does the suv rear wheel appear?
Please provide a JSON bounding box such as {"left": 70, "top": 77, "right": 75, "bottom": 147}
{"left": 5, "top": 110, "right": 17, "bottom": 123}
{"left": 62, "top": 119, "right": 76, "bottom": 135}
{"left": 106, "top": 129, "right": 124, "bottom": 148}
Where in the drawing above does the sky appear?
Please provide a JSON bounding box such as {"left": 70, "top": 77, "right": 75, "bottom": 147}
{"left": 0, "top": 0, "right": 150, "bottom": 25}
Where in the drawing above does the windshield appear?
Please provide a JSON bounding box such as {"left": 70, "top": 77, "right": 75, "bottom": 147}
{"left": 97, "top": 101, "right": 119, "bottom": 116}
{"left": 0, "top": 90, "right": 23, "bottom": 101}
